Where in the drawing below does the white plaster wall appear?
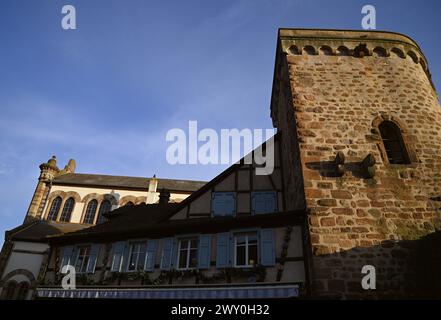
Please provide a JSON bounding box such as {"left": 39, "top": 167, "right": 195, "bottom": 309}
{"left": 2, "top": 242, "right": 48, "bottom": 281}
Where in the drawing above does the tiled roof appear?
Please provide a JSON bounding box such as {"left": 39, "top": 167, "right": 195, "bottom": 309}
{"left": 52, "top": 173, "right": 206, "bottom": 192}
{"left": 47, "top": 206, "right": 306, "bottom": 244}
{"left": 6, "top": 220, "right": 89, "bottom": 242}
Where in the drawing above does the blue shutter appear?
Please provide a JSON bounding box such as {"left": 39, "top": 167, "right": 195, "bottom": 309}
{"left": 212, "top": 192, "right": 236, "bottom": 217}
{"left": 60, "top": 246, "right": 74, "bottom": 270}
{"left": 198, "top": 235, "right": 211, "bottom": 269}
{"left": 216, "top": 233, "right": 231, "bottom": 268}
{"left": 252, "top": 192, "right": 277, "bottom": 215}
{"left": 86, "top": 244, "right": 100, "bottom": 273}
{"left": 160, "top": 238, "right": 173, "bottom": 270}
{"left": 259, "top": 229, "right": 276, "bottom": 266}
{"left": 144, "top": 240, "right": 158, "bottom": 271}
{"left": 111, "top": 241, "right": 125, "bottom": 272}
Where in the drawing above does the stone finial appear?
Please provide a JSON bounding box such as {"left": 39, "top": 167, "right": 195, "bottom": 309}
{"left": 59, "top": 159, "right": 77, "bottom": 175}
{"left": 66, "top": 159, "right": 76, "bottom": 173}
{"left": 47, "top": 155, "right": 57, "bottom": 167}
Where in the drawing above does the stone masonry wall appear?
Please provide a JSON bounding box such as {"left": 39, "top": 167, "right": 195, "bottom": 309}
{"left": 272, "top": 30, "right": 441, "bottom": 299}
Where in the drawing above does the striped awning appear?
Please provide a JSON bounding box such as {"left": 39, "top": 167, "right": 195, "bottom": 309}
{"left": 37, "top": 284, "right": 299, "bottom": 299}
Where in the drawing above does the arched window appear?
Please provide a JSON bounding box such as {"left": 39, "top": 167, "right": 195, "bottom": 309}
{"left": 59, "top": 197, "right": 75, "bottom": 222}
{"left": 47, "top": 197, "right": 62, "bottom": 221}
{"left": 16, "top": 282, "right": 30, "bottom": 300}
{"left": 125, "top": 201, "right": 134, "bottom": 206}
{"left": 2, "top": 281, "right": 17, "bottom": 300}
{"left": 83, "top": 199, "right": 98, "bottom": 224}
{"left": 379, "top": 121, "right": 410, "bottom": 164}
{"left": 97, "top": 200, "right": 112, "bottom": 224}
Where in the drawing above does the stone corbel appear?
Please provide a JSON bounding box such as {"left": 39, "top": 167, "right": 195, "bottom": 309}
{"left": 362, "top": 153, "right": 376, "bottom": 178}
{"left": 334, "top": 151, "right": 345, "bottom": 176}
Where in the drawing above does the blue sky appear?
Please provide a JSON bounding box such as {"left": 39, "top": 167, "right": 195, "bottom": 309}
{"left": 0, "top": 0, "right": 440, "bottom": 236}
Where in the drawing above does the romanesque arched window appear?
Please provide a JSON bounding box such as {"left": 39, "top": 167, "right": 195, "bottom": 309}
{"left": 97, "top": 200, "right": 112, "bottom": 224}
{"left": 379, "top": 121, "right": 410, "bottom": 164}
{"left": 47, "top": 196, "right": 62, "bottom": 221}
{"left": 59, "top": 197, "right": 75, "bottom": 222}
{"left": 83, "top": 199, "right": 98, "bottom": 224}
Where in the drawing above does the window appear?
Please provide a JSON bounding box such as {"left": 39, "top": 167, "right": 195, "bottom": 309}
{"left": 47, "top": 196, "right": 62, "bottom": 221}
{"left": 59, "top": 197, "right": 75, "bottom": 222}
{"left": 125, "top": 201, "right": 134, "bottom": 206}
{"left": 211, "top": 192, "right": 236, "bottom": 217}
{"left": 177, "top": 238, "right": 198, "bottom": 270}
{"left": 127, "top": 242, "right": 147, "bottom": 271}
{"left": 83, "top": 200, "right": 98, "bottom": 224}
{"left": 16, "top": 282, "right": 30, "bottom": 300}
{"left": 251, "top": 191, "right": 277, "bottom": 215}
{"left": 75, "top": 246, "right": 91, "bottom": 273}
{"left": 97, "top": 200, "right": 112, "bottom": 224}
{"left": 234, "top": 232, "right": 258, "bottom": 268}
{"left": 2, "top": 281, "right": 17, "bottom": 300}
{"left": 379, "top": 121, "right": 410, "bottom": 165}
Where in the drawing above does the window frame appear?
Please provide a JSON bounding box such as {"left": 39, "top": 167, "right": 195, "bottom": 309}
{"left": 233, "top": 231, "right": 259, "bottom": 268}
{"left": 97, "top": 199, "right": 112, "bottom": 224}
{"left": 379, "top": 121, "right": 411, "bottom": 165}
{"left": 176, "top": 237, "right": 199, "bottom": 270}
{"left": 126, "top": 241, "right": 147, "bottom": 272}
{"left": 59, "top": 197, "right": 75, "bottom": 222}
{"left": 74, "top": 245, "right": 92, "bottom": 274}
{"left": 47, "top": 196, "right": 62, "bottom": 221}
{"left": 83, "top": 199, "right": 98, "bottom": 224}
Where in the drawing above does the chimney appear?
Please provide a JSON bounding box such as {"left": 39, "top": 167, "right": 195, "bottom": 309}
{"left": 158, "top": 188, "right": 170, "bottom": 205}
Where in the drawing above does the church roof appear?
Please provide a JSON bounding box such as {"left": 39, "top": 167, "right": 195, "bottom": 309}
{"left": 5, "top": 220, "right": 89, "bottom": 242}
{"left": 52, "top": 173, "right": 206, "bottom": 192}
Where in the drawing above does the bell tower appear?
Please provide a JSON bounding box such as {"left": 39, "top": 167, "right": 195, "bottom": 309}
{"left": 25, "top": 156, "right": 60, "bottom": 222}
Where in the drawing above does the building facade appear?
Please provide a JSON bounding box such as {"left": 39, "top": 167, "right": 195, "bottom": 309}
{"left": 0, "top": 156, "right": 205, "bottom": 299}
{"left": 1, "top": 28, "right": 441, "bottom": 300}
{"left": 37, "top": 136, "right": 306, "bottom": 299}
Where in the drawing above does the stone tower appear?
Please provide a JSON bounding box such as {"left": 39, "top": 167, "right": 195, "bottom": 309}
{"left": 25, "top": 157, "right": 76, "bottom": 223}
{"left": 270, "top": 29, "right": 441, "bottom": 298}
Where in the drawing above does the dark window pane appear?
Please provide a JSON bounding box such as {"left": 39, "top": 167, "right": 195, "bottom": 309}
{"left": 60, "top": 198, "right": 75, "bottom": 222}
{"left": 47, "top": 197, "right": 62, "bottom": 221}
{"left": 16, "top": 282, "right": 29, "bottom": 300}
{"left": 379, "top": 121, "right": 410, "bottom": 165}
{"left": 190, "top": 239, "right": 198, "bottom": 249}
{"left": 236, "top": 246, "right": 246, "bottom": 266}
{"left": 84, "top": 200, "right": 98, "bottom": 224}
{"left": 189, "top": 249, "right": 198, "bottom": 268}
{"left": 3, "top": 281, "right": 17, "bottom": 300}
{"left": 97, "top": 200, "right": 112, "bottom": 224}
{"left": 249, "top": 244, "right": 258, "bottom": 266}
{"left": 137, "top": 252, "right": 146, "bottom": 269}
{"left": 179, "top": 250, "right": 187, "bottom": 269}
{"left": 236, "top": 236, "right": 246, "bottom": 245}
